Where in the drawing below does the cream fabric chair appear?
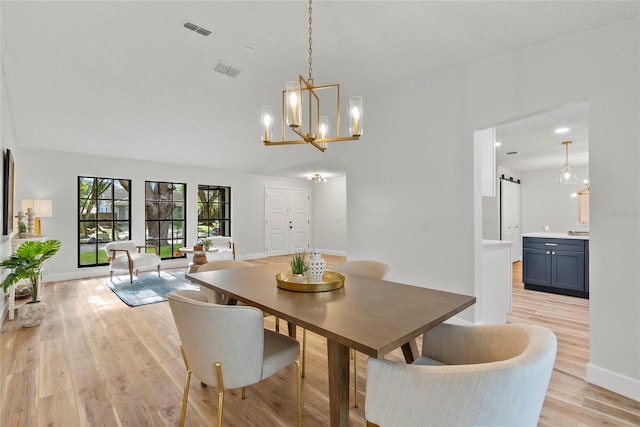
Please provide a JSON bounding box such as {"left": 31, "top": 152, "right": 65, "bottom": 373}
{"left": 104, "top": 240, "right": 161, "bottom": 283}
{"left": 314, "top": 260, "right": 390, "bottom": 406}
{"left": 197, "top": 260, "right": 253, "bottom": 304}
{"left": 168, "top": 290, "right": 302, "bottom": 427}
{"left": 365, "top": 323, "right": 557, "bottom": 427}
{"left": 197, "top": 260, "right": 281, "bottom": 330}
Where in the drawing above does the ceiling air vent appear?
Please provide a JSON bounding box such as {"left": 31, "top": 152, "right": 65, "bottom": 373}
{"left": 213, "top": 60, "right": 241, "bottom": 78}
{"left": 183, "top": 21, "right": 211, "bottom": 36}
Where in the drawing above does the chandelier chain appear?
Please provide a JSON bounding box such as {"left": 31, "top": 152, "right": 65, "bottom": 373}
{"left": 308, "top": 0, "right": 313, "bottom": 84}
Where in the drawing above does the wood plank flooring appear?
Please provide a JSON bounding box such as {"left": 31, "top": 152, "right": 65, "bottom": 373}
{"left": 1, "top": 256, "right": 639, "bottom": 426}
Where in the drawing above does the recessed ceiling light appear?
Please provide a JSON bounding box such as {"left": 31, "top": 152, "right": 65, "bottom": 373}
{"left": 554, "top": 127, "right": 570, "bottom": 134}
{"left": 494, "top": 141, "right": 502, "bottom": 147}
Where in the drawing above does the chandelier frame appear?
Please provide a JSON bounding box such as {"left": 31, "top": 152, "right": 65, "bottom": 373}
{"left": 261, "top": 0, "right": 361, "bottom": 152}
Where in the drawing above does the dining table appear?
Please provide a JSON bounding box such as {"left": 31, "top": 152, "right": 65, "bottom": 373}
{"left": 186, "top": 263, "right": 476, "bottom": 427}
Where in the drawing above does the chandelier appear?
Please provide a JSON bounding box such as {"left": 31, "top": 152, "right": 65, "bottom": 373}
{"left": 308, "top": 173, "right": 327, "bottom": 183}
{"left": 261, "top": 0, "right": 362, "bottom": 152}
{"left": 556, "top": 141, "right": 578, "bottom": 184}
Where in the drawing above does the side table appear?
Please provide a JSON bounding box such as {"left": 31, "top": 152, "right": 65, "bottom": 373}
{"left": 179, "top": 247, "right": 220, "bottom": 274}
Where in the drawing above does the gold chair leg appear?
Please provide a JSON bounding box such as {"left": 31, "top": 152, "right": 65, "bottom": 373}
{"left": 275, "top": 316, "right": 280, "bottom": 332}
{"left": 178, "top": 344, "right": 191, "bottom": 427}
{"left": 353, "top": 348, "right": 358, "bottom": 407}
{"left": 295, "top": 359, "right": 302, "bottom": 427}
{"left": 302, "top": 329, "right": 307, "bottom": 377}
{"left": 215, "top": 362, "right": 225, "bottom": 427}
{"left": 241, "top": 386, "right": 246, "bottom": 399}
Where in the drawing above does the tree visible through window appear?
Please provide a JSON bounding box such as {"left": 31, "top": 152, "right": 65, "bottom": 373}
{"left": 145, "top": 181, "right": 186, "bottom": 259}
{"left": 198, "top": 185, "right": 231, "bottom": 238}
{"left": 78, "top": 176, "right": 131, "bottom": 267}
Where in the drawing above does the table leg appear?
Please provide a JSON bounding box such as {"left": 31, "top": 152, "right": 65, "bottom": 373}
{"left": 327, "top": 338, "right": 350, "bottom": 427}
{"left": 287, "top": 321, "right": 297, "bottom": 338}
{"left": 401, "top": 339, "right": 419, "bottom": 363}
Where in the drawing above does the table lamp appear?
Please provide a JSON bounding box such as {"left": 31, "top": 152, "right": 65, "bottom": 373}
{"left": 21, "top": 199, "right": 52, "bottom": 235}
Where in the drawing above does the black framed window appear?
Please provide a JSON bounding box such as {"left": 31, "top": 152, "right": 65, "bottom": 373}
{"left": 78, "top": 177, "right": 131, "bottom": 267}
{"left": 145, "top": 181, "right": 186, "bottom": 259}
{"left": 197, "top": 185, "right": 231, "bottom": 238}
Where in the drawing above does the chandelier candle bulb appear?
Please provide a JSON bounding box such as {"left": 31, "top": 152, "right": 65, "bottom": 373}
{"left": 261, "top": 105, "right": 273, "bottom": 141}
{"left": 350, "top": 96, "right": 363, "bottom": 136}
{"left": 286, "top": 81, "right": 302, "bottom": 128}
{"left": 319, "top": 116, "right": 329, "bottom": 138}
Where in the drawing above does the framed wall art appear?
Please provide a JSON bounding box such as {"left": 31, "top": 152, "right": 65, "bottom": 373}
{"left": 3, "top": 149, "right": 15, "bottom": 235}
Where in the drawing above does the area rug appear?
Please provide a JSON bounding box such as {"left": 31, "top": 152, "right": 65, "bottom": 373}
{"left": 105, "top": 270, "right": 199, "bottom": 307}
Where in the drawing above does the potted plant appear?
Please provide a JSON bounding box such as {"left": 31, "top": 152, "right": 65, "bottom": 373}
{"left": 17, "top": 221, "right": 27, "bottom": 238}
{"left": 200, "top": 238, "right": 213, "bottom": 251}
{"left": 0, "top": 239, "right": 61, "bottom": 327}
{"left": 290, "top": 251, "right": 307, "bottom": 282}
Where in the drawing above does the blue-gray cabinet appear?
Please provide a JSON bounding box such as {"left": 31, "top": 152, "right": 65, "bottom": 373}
{"left": 522, "top": 237, "right": 589, "bottom": 298}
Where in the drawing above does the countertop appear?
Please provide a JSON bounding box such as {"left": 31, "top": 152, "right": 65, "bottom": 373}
{"left": 521, "top": 232, "right": 589, "bottom": 240}
{"left": 482, "top": 239, "right": 513, "bottom": 247}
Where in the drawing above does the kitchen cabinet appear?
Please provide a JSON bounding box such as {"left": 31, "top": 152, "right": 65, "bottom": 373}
{"left": 522, "top": 235, "right": 589, "bottom": 298}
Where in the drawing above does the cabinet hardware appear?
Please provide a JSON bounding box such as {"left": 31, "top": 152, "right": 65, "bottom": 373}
{"left": 544, "top": 243, "right": 558, "bottom": 246}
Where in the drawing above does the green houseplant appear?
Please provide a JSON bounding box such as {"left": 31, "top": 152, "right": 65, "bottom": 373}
{"left": 17, "top": 221, "right": 27, "bottom": 237}
{"left": 0, "top": 239, "right": 61, "bottom": 327}
{"left": 199, "top": 238, "right": 213, "bottom": 251}
{"left": 290, "top": 251, "right": 307, "bottom": 275}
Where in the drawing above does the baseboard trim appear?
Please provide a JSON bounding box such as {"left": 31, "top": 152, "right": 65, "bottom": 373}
{"left": 586, "top": 362, "right": 640, "bottom": 402}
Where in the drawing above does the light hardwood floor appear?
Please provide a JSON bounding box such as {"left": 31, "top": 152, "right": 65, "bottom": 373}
{"left": 1, "top": 256, "right": 639, "bottom": 426}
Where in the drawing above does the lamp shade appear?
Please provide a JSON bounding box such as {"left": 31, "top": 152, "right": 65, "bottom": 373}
{"left": 21, "top": 199, "right": 53, "bottom": 217}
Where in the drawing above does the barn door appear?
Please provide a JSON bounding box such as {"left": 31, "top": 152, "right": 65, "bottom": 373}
{"left": 265, "top": 187, "right": 310, "bottom": 256}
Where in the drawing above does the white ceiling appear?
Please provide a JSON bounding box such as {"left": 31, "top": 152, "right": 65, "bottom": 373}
{"left": 495, "top": 100, "right": 589, "bottom": 173}
{"left": 2, "top": 1, "right": 638, "bottom": 178}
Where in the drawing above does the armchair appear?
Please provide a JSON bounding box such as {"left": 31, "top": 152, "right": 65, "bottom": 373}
{"left": 204, "top": 236, "right": 236, "bottom": 261}
{"left": 365, "top": 323, "right": 557, "bottom": 427}
{"left": 104, "top": 240, "right": 161, "bottom": 283}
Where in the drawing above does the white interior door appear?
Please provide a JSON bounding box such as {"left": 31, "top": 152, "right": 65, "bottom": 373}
{"left": 500, "top": 178, "right": 521, "bottom": 262}
{"left": 265, "top": 187, "right": 310, "bottom": 256}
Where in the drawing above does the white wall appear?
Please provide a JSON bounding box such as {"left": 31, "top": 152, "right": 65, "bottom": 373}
{"left": 520, "top": 165, "right": 589, "bottom": 234}
{"left": 311, "top": 176, "right": 346, "bottom": 256}
{"left": 0, "top": 69, "right": 18, "bottom": 319}
{"left": 347, "top": 19, "right": 639, "bottom": 400}
{"left": 11, "top": 147, "right": 312, "bottom": 282}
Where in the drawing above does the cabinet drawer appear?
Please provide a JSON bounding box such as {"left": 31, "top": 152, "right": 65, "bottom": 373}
{"left": 522, "top": 237, "right": 585, "bottom": 252}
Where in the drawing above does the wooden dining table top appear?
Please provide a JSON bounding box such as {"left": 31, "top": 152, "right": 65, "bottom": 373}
{"left": 186, "top": 263, "right": 476, "bottom": 358}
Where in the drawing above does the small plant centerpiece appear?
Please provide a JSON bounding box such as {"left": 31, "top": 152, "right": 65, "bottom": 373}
{"left": 17, "top": 221, "right": 27, "bottom": 238}
{"left": 290, "top": 251, "right": 307, "bottom": 282}
{"left": 0, "top": 239, "right": 61, "bottom": 327}
{"left": 199, "top": 238, "right": 213, "bottom": 251}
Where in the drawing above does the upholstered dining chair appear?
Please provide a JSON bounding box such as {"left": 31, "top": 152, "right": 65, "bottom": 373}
{"left": 197, "top": 260, "right": 254, "bottom": 303}
{"left": 365, "top": 323, "right": 557, "bottom": 427}
{"left": 104, "top": 240, "right": 161, "bottom": 283}
{"left": 319, "top": 260, "right": 390, "bottom": 407}
{"left": 196, "top": 260, "right": 281, "bottom": 330}
{"left": 167, "top": 290, "right": 302, "bottom": 427}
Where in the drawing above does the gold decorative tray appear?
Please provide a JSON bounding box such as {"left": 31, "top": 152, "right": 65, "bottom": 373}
{"left": 276, "top": 271, "right": 345, "bottom": 292}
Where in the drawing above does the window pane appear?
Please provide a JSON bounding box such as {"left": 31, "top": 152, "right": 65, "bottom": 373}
{"left": 197, "top": 184, "right": 231, "bottom": 238}
{"left": 145, "top": 181, "right": 186, "bottom": 260}
{"left": 78, "top": 176, "right": 130, "bottom": 267}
